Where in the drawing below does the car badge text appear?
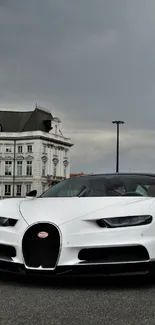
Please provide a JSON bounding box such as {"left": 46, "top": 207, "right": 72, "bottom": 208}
{"left": 37, "top": 231, "right": 49, "bottom": 238}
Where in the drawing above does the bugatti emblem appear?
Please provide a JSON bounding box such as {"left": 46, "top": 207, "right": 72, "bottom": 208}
{"left": 37, "top": 231, "right": 49, "bottom": 238}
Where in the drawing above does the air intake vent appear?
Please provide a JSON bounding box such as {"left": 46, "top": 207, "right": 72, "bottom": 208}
{"left": 78, "top": 245, "right": 149, "bottom": 263}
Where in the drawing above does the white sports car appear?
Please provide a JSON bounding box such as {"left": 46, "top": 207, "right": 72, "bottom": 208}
{"left": 1, "top": 172, "right": 155, "bottom": 276}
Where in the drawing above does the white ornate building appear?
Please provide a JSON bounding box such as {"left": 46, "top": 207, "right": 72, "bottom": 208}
{"left": 0, "top": 106, "right": 73, "bottom": 198}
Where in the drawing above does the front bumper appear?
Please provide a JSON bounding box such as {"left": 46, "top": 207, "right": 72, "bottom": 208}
{"left": 0, "top": 260, "right": 155, "bottom": 277}
{"left": 1, "top": 217, "right": 155, "bottom": 276}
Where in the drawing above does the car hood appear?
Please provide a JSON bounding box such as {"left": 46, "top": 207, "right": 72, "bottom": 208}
{"left": 18, "top": 196, "right": 155, "bottom": 226}
{"left": 0, "top": 198, "right": 24, "bottom": 219}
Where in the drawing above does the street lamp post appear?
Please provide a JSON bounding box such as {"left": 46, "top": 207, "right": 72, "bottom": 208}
{"left": 12, "top": 139, "right": 16, "bottom": 197}
{"left": 112, "top": 120, "right": 124, "bottom": 173}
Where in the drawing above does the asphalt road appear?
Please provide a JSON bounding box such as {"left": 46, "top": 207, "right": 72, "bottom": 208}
{"left": 0, "top": 274, "right": 155, "bottom": 325}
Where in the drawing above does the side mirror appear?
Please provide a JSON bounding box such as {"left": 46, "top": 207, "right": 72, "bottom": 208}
{"left": 26, "top": 190, "right": 37, "bottom": 197}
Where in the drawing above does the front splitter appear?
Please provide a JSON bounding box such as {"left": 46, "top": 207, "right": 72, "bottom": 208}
{"left": 0, "top": 260, "right": 154, "bottom": 277}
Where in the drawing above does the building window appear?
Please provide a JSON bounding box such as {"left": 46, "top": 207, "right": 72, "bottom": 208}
{"left": 5, "top": 184, "right": 11, "bottom": 196}
{"left": 54, "top": 147, "right": 58, "bottom": 155}
{"left": 27, "top": 145, "right": 32, "bottom": 153}
{"left": 55, "top": 125, "right": 58, "bottom": 134}
{"left": 16, "top": 184, "right": 22, "bottom": 196}
{"left": 6, "top": 147, "right": 12, "bottom": 153}
{"left": 42, "top": 161, "right": 46, "bottom": 176}
{"left": 64, "top": 149, "right": 68, "bottom": 158}
{"left": 53, "top": 165, "right": 56, "bottom": 177}
{"left": 18, "top": 146, "right": 22, "bottom": 153}
{"left": 43, "top": 144, "right": 46, "bottom": 154}
{"left": 5, "top": 161, "right": 12, "bottom": 175}
{"left": 26, "top": 184, "right": 31, "bottom": 194}
{"left": 26, "top": 161, "right": 32, "bottom": 176}
{"left": 17, "top": 161, "right": 22, "bottom": 176}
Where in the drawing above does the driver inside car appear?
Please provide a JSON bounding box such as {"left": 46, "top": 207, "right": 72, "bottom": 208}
{"left": 107, "top": 180, "right": 126, "bottom": 196}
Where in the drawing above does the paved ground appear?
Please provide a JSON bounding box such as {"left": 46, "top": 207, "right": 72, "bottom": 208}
{"left": 0, "top": 273, "right": 155, "bottom": 325}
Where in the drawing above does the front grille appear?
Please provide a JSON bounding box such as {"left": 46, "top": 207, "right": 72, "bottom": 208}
{"left": 78, "top": 245, "right": 149, "bottom": 263}
{"left": 22, "top": 223, "right": 61, "bottom": 268}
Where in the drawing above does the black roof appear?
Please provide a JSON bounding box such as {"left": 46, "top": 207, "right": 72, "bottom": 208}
{"left": 0, "top": 107, "right": 53, "bottom": 133}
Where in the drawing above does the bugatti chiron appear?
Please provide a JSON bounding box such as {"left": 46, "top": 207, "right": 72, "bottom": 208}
{"left": 1, "top": 173, "right": 155, "bottom": 276}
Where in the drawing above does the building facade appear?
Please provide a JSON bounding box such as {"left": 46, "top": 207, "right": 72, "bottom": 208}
{"left": 0, "top": 106, "right": 73, "bottom": 198}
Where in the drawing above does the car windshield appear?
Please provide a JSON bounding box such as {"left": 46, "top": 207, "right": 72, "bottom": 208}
{"left": 40, "top": 174, "right": 155, "bottom": 198}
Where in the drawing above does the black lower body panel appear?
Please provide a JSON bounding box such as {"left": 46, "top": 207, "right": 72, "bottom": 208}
{"left": 0, "top": 260, "right": 155, "bottom": 277}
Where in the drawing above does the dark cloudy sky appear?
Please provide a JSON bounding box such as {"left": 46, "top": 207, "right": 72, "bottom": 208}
{"left": 0, "top": 0, "right": 155, "bottom": 173}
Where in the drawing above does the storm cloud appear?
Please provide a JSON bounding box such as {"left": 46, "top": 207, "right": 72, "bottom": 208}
{"left": 0, "top": 0, "right": 155, "bottom": 173}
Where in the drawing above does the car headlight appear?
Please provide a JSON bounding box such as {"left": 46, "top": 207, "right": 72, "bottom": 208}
{"left": 0, "top": 217, "right": 17, "bottom": 227}
{"left": 97, "top": 215, "right": 152, "bottom": 228}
